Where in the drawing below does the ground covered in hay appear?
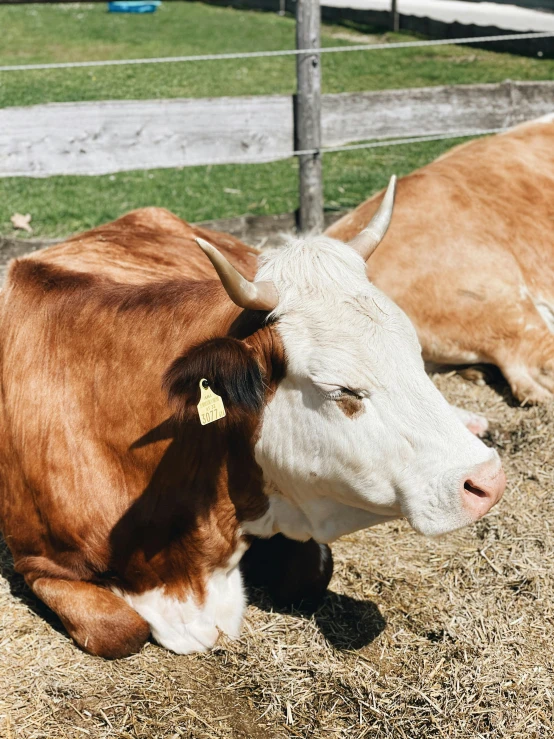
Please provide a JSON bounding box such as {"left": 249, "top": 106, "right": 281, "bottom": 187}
{"left": 1, "top": 372, "right": 553, "bottom": 738}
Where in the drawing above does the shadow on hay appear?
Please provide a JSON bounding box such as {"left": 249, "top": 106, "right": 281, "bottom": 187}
{"left": 247, "top": 585, "right": 387, "bottom": 650}
{"left": 1, "top": 528, "right": 386, "bottom": 653}
{"left": 242, "top": 534, "right": 386, "bottom": 650}
{"left": 0, "top": 534, "right": 68, "bottom": 637}
{"left": 431, "top": 363, "right": 523, "bottom": 408}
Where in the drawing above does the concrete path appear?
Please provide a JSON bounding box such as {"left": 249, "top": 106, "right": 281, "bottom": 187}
{"left": 326, "top": 0, "right": 554, "bottom": 32}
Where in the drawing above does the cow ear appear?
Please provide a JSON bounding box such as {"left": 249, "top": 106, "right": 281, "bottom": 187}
{"left": 163, "top": 337, "right": 264, "bottom": 425}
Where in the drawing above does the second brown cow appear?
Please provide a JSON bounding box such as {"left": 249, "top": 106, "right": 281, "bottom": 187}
{"left": 327, "top": 116, "right": 554, "bottom": 403}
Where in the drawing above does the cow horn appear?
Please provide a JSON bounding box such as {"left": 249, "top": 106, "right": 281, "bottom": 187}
{"left": 348, "top": 175, "right": 397, "bottom": 260}
{"left": 196, "top": 238, "right": 279, "bottom": 311}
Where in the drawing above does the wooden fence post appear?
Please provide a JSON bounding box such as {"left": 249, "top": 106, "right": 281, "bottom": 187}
{"left": 295, "top": 0, "right": 324, "bottom": 234}
{"left": 391, "top": 0, "right": 400, "bottom": 32}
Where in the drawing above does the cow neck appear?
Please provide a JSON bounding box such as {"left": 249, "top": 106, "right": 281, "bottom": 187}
{"left": 128, "top": 309, "right": 286, "bottom": 575}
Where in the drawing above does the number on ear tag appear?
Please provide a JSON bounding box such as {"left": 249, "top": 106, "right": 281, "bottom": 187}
{"left": 197, "top": 379, "right": 226, "bottom": 425}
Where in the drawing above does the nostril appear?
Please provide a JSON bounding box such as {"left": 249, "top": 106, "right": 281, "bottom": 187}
{"left": 464, "top": 480, "right": 488, "bottom": 498}
{"left": 462, "top": 465, "right": 505, "bottom": 520}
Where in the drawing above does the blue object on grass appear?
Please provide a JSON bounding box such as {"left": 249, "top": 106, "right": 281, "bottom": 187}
{"left": 108, "top": 1, "right": 161, "bottom": 13}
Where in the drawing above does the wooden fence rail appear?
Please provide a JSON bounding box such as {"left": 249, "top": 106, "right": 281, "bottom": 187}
{"left": 1, "top": 80, "right": 553, "bottom": 178}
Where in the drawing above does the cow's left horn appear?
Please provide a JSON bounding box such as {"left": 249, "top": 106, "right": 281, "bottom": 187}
{"left": 348, "top": 175, "right": 397, "bottom": 260}
{"left": 196, "top": 238, "right": 278, "bottom": 311}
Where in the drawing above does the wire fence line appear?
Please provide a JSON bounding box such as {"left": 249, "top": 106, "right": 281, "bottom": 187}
{"left": 3, "top": 85, "right": 518, "bottom": 175}
{"left": 294, "top": 126, "right": 507, "bottom": 157}
{"left": 2, "top": 79, "right": 552, "bottom": 175}
{"left": 146, "top": 128, "right": 508, "bottom": 169}
{"left": 0, "top": 31, "right": 553, "bottom": 73}
{"left": 2, "top": 0, "right": 552, "bottom": 230}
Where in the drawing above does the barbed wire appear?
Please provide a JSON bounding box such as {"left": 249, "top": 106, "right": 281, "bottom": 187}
{"left": 0, "top": 31, "right": 552, "bottom": 72}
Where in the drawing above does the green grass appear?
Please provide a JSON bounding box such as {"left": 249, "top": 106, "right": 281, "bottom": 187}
{"left": 1, "top": 137, "right": 471, "bottom": 239}
{"left": 0, "top": 2, "right": 553, "bottom": 238}
{"left": 1, "top": 2, "right": 553, "bottom": 106}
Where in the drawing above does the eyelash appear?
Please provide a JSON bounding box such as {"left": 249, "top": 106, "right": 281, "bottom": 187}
{"left": 326, "top": 387, "right": 362, "bottom": 400}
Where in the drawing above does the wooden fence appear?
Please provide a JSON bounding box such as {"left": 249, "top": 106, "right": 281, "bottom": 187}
{"left": 1, "top": 80, "right": 553, "bottom": 178}
{"left": 1, "top": 0, "right": 553, "bottom": 229}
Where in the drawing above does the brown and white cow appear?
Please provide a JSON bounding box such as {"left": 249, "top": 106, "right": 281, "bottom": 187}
{"left": 0, "top": 181, "right": 504, "bottom": 658}
{"left": 326, "top": 115, "right": 554, "bottom": 404}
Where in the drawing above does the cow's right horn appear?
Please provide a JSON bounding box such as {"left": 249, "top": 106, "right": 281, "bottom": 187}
{"left": 196, "top": 238, "right": 279, "bottom": 311}
{"left": 348, "top": 175, "right": 397, "bottom": 260}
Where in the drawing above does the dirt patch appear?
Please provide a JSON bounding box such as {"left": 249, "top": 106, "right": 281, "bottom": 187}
{"left": 1, "top": 369, "right": 554, "bottom": 738}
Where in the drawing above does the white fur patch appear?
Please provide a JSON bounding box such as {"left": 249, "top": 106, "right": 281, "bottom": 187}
{"left": 532, "top": 297, "right": 554, "bottom": 334}
{"left": 242, "top": 488, "right": 398, "bottom": 544}
{"left": 519, "top": 281, "right": 554, "bottom": 334}
{"left": 252, "top": 235, "right": 499, "bottom": 539}
{"left": 114, "top": 565, "right": 245, "bottom": 654}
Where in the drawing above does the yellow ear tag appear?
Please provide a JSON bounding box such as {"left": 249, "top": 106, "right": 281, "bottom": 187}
{"left": 197, "top": 379, "right": 226, "bottom": 426}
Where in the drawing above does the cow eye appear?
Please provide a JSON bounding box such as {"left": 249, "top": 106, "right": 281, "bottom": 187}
{"left": 340, "top": 387, "right": 363, "bottom": 399}
{"left": 327, "top": 387, "right": 361, "bottom": 400}
{"left": 312, "top": 380, "right": 364, "bottom": 400}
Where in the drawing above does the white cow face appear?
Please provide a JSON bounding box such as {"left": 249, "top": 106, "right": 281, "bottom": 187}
{"left": 196, "top": 178, "right": 505, "bottom": 544}
{"left": 250, "top": 236, "right": 504, "bottom": 542}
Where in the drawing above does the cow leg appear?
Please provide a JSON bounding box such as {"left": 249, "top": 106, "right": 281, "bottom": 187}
{"left": 241, "top": 535, "right": 333, "bottom": 609}
{"left": 498, "top": 364, "right": 552, "bottom": 404}
{"left": 457, "top": 366, "right": 487, "bottom": 385}
{"left": 431, "top": 293, "right": 554, "bottom": 404}
{"left": 491, "top": 321, "right": 554, "bottom": 404}
{"left": 30, "top": 577, "right": 150, "bottom": 658}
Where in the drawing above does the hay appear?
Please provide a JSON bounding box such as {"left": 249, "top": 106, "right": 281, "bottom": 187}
{"left": 1, "top": 373, "right": 553, "bottom": 738}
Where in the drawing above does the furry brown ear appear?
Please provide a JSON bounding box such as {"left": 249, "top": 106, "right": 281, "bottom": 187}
{"left": 163, "top": 337, "right": 264, "bottom": 424}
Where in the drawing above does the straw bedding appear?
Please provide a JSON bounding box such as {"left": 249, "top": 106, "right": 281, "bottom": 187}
{"left": 1, "top": 370, "right": 553, "bottom": 738}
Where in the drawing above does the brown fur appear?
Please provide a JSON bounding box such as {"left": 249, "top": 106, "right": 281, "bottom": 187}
{"left": 32, "top": 579, "right": 151, "bottom": 659}
{"left": 0, "top": 212, "right": 283, "bottom": 657}
{"left": 337, "top": 396, "right": 365, "bottom": 419}
{"left": 326, "top": 120, "right": 554, "bottom": 403}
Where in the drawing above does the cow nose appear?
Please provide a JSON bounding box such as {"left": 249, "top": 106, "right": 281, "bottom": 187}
{"left": 462, "top": 459, "right": 506, "bottom": 521}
